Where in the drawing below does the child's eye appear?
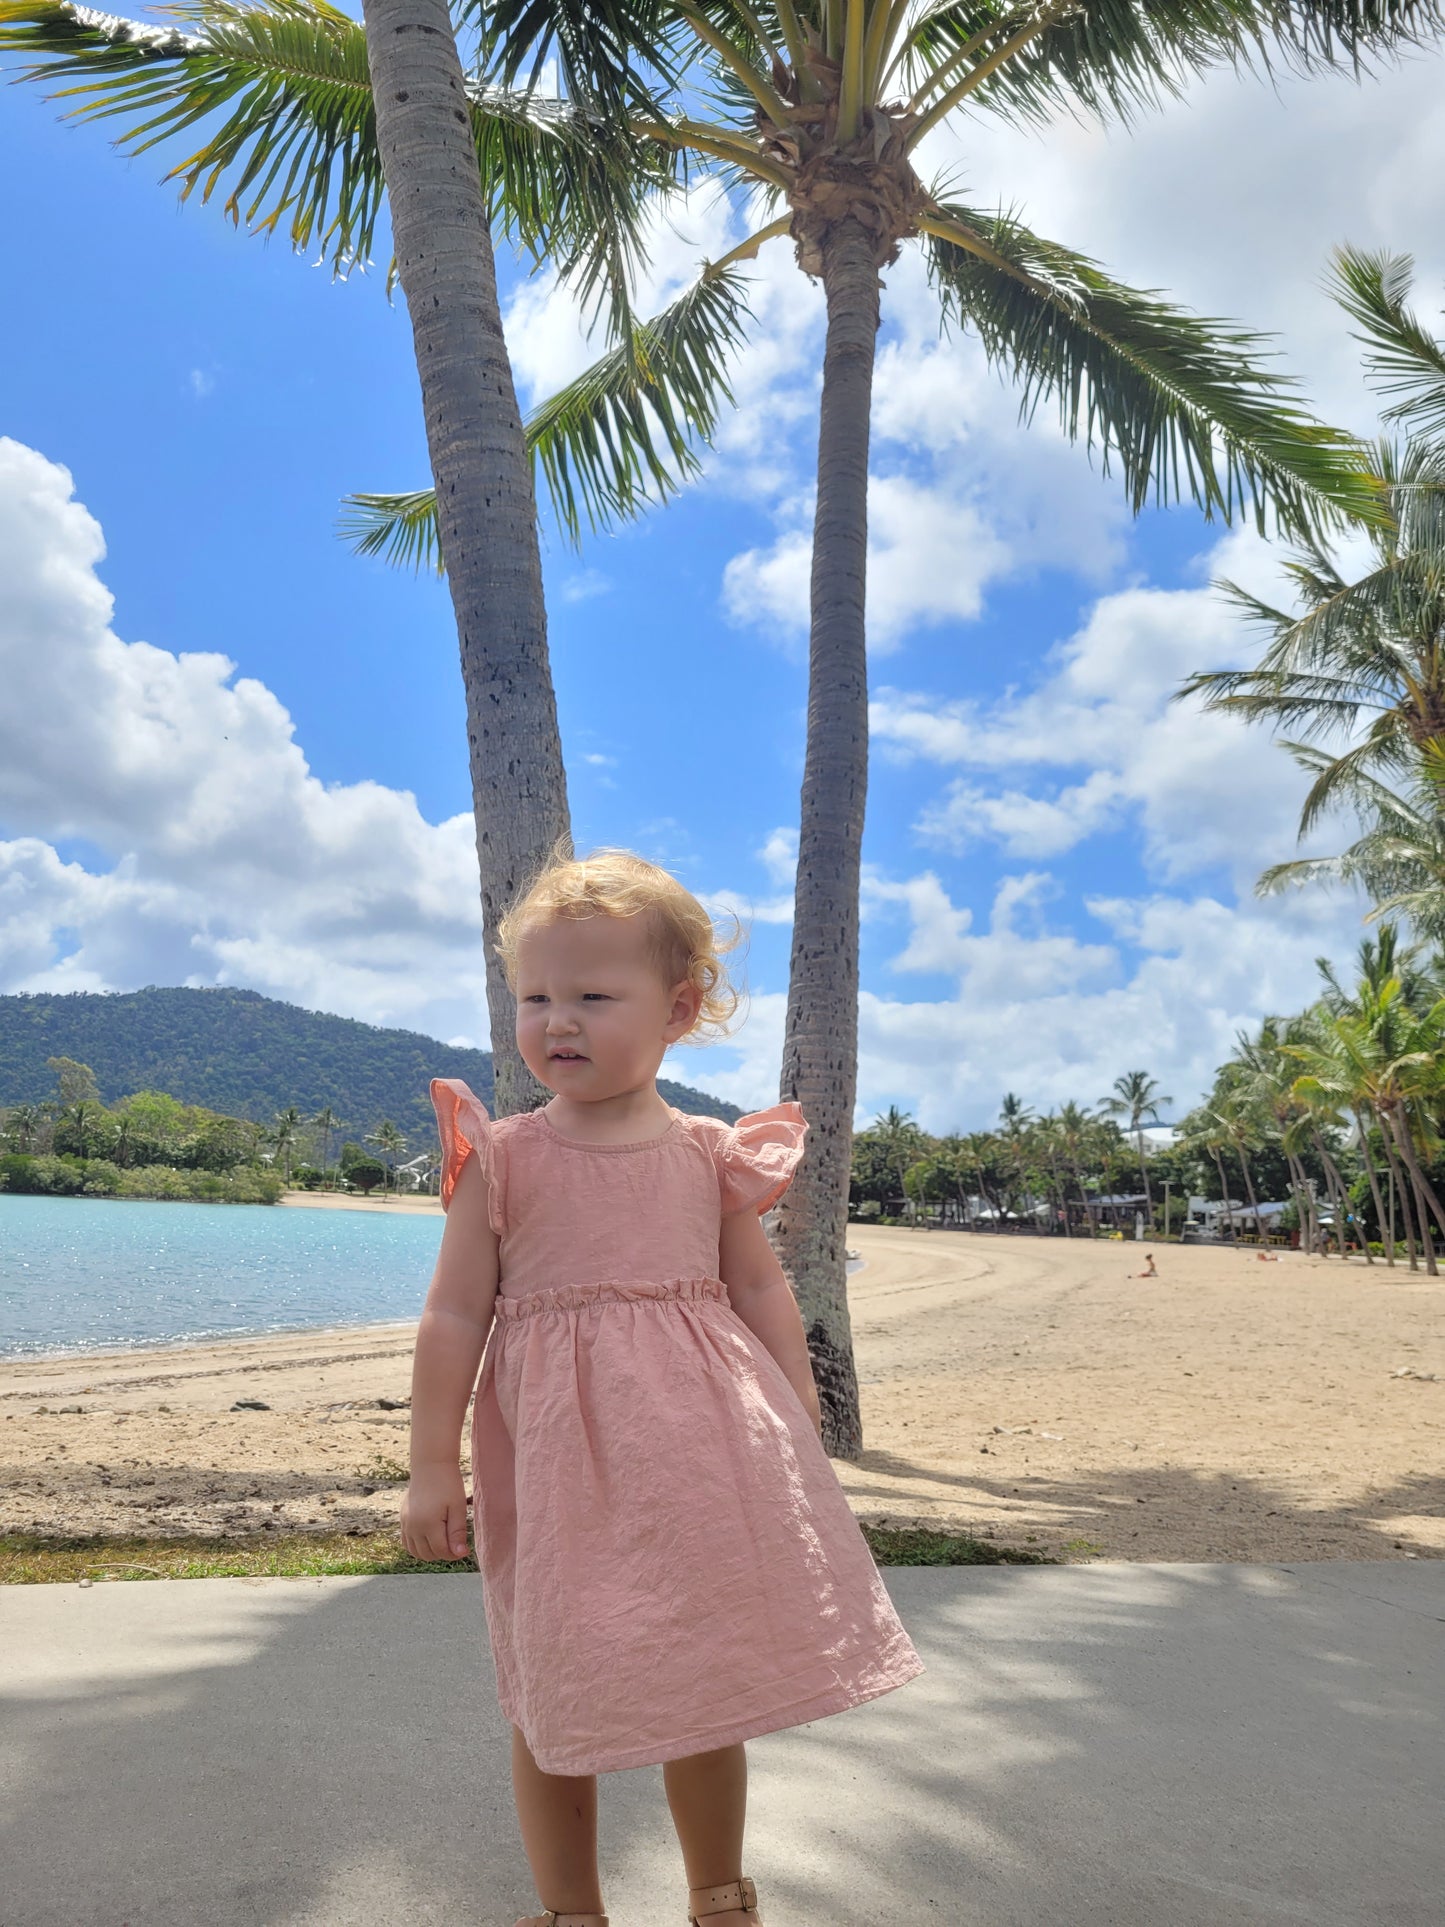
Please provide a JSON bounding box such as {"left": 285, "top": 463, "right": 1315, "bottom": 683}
{"left": 523, "top": 994, "right": 549, "bottom": 1004}
{"left": 582, "top": 993, "right": 611, "bottom": 1001}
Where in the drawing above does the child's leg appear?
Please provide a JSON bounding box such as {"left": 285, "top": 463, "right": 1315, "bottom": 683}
{"left": 510, "top": 1724, "right": 606, "bottom": 1916}
{"left": 662, "top": 1742, "right": 749, "bottom": 1891}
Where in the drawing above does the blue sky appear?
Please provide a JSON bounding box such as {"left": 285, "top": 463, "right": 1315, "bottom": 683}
{"left": 3, "top": 15, "right": 1444, "bottom": 1126}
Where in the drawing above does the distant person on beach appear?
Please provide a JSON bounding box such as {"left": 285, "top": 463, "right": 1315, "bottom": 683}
{"left": 1133, "top": 1252, "right": 1158, "bottom": 1278}
{"left": 399, "top": 849, "right": 922, "bottom": 1927}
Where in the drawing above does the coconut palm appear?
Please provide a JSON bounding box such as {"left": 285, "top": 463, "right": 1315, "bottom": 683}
{"left": 1288, "top": 975, "right": 1445, "bottom": 1272}
{"left": 868, "top": 1103, "right": 927, "bottom": 1212}
{"left": 9, "top": 0, "right": 1437, "bottom": 1455}
{"left": 272, "top": 1105, "right": 303, "bottom": 1182}
{"left": 1179, "top": 252, "right": 1445, "bottom": 832}
{"left": 0, "top": 0, "right": 714, "bottom": 1115}
{"left": 310, "top": 1104, "right": 343, "bottom": 1182}
{"left": 367, "top": 1118, "right": 408, "bottom": 1188}
{"left": 1100, "top": 1070, "right": 1171, "bottom": 1213}
{"left": 337, "top": 0, "right": 1421, "bottom": 1449}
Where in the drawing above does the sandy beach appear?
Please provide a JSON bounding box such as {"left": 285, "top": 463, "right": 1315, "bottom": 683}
{"left": 3, "top": 1228, "right": 1441, "bottom": 1561}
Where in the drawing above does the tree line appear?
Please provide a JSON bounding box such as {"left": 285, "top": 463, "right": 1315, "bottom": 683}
{"left": 0, "top": 1058, "right": 425, "bottom": 1203}
{"left": 859, "top": 932, "right": 1445, "bottom": 1274}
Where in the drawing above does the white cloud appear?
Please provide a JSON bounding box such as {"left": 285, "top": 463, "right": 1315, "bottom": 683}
{"left": 853, "top": 867, "right": 1367, "bottom": 1132}
{"left": 869, "top": 529, "right": 1356, "bottom": 890}
{"left": 0, "top": 438, "right": 488, "bottom": 1038}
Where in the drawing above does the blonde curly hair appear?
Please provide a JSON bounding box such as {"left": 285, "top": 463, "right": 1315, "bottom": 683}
{"left": 497, "top": 843, "right": 744, "bottom": 1043}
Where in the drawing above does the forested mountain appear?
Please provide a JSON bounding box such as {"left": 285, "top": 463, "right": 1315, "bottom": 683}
{"left": 0, "top": 988, "right": 740, "bottom": 1148}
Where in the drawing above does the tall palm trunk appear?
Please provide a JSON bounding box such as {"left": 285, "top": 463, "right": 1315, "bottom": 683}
{"left": 1384, "top": 1105, "right": 1441, "bottom": 1276}
{"left": 1235, "top": 1143, "right": 1261, "bottom": 1229}
{"left": 1135, "top": 1128, "right": 1152, "bottom": 1214}
{"left": 362, "top": 0, "right": 567, "bottom": 1117}
{"left": 1378, "top": 1115, "right": 1421, "bottom": 1269}
{"left": 775, "top": 216, "right": 879, "bottom": 1461}
{"left": 1353, "top": 1106, "right": 1392, "bottom": 1265}
{"left": 1210, "top": 1149, "right": 1235, "bottom": 1238}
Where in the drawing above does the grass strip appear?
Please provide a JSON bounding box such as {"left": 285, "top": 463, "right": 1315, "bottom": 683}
{"left": 1, "top": 1524, "right": 1051, "bottom": 1583}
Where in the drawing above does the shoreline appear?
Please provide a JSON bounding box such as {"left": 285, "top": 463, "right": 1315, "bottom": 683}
{"left": 3, "top": 1227, "right": 1441, "bottom": 1562}
{"left": 279, "top": 1189, "right": 442, "bottom": 1215}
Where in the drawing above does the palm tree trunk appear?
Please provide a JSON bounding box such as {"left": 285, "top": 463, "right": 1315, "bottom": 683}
{"left": 1235, "top": 1144, "right": 1261, "bottom": 1229}
{"left": 1312, "top": 1130, "right": 1363, "bottom": 1261}
{"left": 774, "top": 215, "right": 881, "bottom": 1461}
{"left": 362, "top": 0, "right": 567, "bottom": 1118}
{"left": 1378, "top": 1116, "right": 1420, "bottom": 1270}
{"left": 1352, "top": 1106, "right": 1390, "bottom": 1265}
{"left": 1210, "top": 1149, "right": 1235, "bottom": 1239}
{"left": 1136, "top": 1128, "right": 1152, "bottom": 1215}
{"left": 1384, "top": 1106, "right": 1441, "bottom": 1276}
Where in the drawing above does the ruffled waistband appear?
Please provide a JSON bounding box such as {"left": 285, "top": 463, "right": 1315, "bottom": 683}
{"left": 495, "top": 1276, "right": 728, "bottom": 1320}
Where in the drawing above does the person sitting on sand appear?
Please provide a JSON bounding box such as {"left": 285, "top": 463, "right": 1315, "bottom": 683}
{"left": 1256, "top": 1249, "right": 1282, "bottom": 1262}
{"left": 1133, "top": 1252, "right": 1157, "bottom": 1278}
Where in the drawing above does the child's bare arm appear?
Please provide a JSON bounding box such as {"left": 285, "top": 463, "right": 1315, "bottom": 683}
{"left": 719, "top": 1209, "right": 824, "bottom": 1443}
{"left": 400, "top": 1154, "right": 499, "bottom": 1562}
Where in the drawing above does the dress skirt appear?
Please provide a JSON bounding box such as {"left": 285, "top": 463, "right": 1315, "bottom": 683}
{"left": 469, "top": 1275, "right": 924, "bottom": 1775}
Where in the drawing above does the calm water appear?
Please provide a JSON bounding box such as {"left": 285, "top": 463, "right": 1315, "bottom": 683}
{"left": 0, "top": 1195, "right": 444, "bottom": 1360}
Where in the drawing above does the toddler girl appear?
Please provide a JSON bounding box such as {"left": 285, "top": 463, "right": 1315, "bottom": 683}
{"left": 401, "top": 849, "right": 923, "bottom": 1927}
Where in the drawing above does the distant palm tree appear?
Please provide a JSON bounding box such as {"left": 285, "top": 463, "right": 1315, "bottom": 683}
{"left": 3, "top": 1102, "right": 41, "bottom": 1154}
{"left": 311, "top": 1106, "right": 343, "bottom": 1185}
{"left": 367, "top": 1120, "right": 407, "bottom": 1191}
{"left": 1100, "top": 1072, "right": 1172, "bottom": 1215}
{"left": 868, "top": 1106, "right": 926, "bottom": 1214}
{"left": 272, "top": 1106, "right": 302, "bottom": 1184}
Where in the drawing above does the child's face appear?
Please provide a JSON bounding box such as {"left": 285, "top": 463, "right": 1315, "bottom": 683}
{"left": 514, "top": 912, "right": 701, "bottom": 1102}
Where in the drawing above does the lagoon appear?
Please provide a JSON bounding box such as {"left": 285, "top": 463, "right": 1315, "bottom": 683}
{"left": 0, "top": 1194, "right": 443, "bottom": 1360}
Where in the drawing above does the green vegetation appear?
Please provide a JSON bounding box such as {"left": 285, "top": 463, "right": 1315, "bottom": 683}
{"left": 859, "top": 930, "right": 1445, "bottom": 1272}
{"left": 0, "top": 1523, "right": 1047, "bottom": 1584}
{"left": 0, "top": 986, "right": 739, "bottom": 1154}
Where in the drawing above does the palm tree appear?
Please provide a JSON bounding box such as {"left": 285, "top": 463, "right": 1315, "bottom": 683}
{"left": 350, "top": 0, "right": 1420, "bottom": 1450}
{"left": 272, "top": 1106, "right": 302, "bottom": 1183}
{"left": 367, "top": 1119, "right": 408, "bottom": 1189}
{"left": 9, "top": 0, "right": 1436, "bottom": 1455}
{"left": 311, "top": 1105, "right": 343, "bottom": 1183}
{"left": 2, "top": 1103, "right": 42, "bottom": 1154}
{"left": 868, "top": 1104, "right": 926, "bottom": 1213}
{"left": 1100, "top": 1071, "right": 1171, "bottom": 1216}
{"left": 1182, "top": 250, "right": 1445, "bottom": 922}
{"left": 0, "top": 0, "right": 701, "bottom": 1116}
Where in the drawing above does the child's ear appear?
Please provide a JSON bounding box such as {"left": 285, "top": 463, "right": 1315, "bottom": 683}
{"left": 664, "top": 978, "right": 704, "bottom": 1040}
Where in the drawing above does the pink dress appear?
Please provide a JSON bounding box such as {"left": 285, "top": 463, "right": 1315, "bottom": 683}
{"left": 430, "top": 1079, "right": 924, "bottom": 1775}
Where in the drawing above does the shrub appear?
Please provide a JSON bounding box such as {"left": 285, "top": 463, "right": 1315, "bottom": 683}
{"left": 80, "top": 1160, "right": 123, "bottom": 1195}
{"left": 4, "top": 1155, "right": 86, "bottom": 1196}
{"left": 0, "top": 1153, "right": 38, "bottom": 1192}
{"left": 852, "top": 1200, "right": 882, "bottom": 1222}
{"left": 346, "top": 1157, "right": 388, "bottom": 1195}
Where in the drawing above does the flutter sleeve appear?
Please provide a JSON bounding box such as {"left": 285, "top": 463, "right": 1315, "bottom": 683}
{"left": 429, "top": 1077, "right": 505, "bottom": 1234}
{"left": 717, "top": 1101, "right": 808, "bottom": 1215}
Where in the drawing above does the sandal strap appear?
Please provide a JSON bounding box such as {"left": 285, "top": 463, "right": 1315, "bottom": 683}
{"left": 688, "top": 1877, "right": 757, "bottom": 1917}
{"left": 541, "top": 1914, "right": 609, "bottom": 1926}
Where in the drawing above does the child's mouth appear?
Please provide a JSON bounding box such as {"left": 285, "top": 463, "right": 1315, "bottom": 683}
{"left": 550, "top": 1051, "right": 588, "bottom": 1062}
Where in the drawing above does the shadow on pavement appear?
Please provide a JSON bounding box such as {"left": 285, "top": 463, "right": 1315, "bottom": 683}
{"left": 1, "top": 1563, "right": 1442, "bottom": 1925}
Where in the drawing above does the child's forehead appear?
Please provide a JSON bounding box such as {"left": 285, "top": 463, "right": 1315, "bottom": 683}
{"left": 515, "top": 909, "right": 659, "bottom": 972}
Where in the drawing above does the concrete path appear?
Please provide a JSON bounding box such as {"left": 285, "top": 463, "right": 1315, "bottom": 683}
{"left": 1, "top": 1564, "right": 1441, "bottom": 1926}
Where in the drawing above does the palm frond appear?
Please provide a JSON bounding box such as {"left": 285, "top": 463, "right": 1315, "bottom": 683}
{"left": 341, "top": 261, "right": 753, "bottom": 560}
{"left": 902, "top": 0, "right": 1445, "bottom": 134}
{"left": 0, "top": 0, "right": 676, "bottom": 277}
{"left": 1331, "top": 245, "right": 1445, "bottom": 442}
{"left": 921, "top": 201, "right": 1383, "bottom": 536}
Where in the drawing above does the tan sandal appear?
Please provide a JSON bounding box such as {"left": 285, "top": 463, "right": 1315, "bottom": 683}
{"left": 689, "top": 1877, "right": 761, "bottom": 1923}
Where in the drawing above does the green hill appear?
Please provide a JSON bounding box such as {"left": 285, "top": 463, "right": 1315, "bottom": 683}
{"left": 0, "top": 987, "right": 740, "bottom": 1149}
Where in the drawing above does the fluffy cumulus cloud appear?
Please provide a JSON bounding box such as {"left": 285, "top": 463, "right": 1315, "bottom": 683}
{"left": 871, "top": 525, "right": 1335, "bottom": 889}
{"left": 0, "top": 437, "right": 489, "bottom": 1039}
{"left": 852, "top": 871, "right": 1367, "bottom": 1134}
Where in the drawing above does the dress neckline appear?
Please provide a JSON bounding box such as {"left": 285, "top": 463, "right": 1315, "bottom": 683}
{"left": 536, "top": 1106, "right": 683, "bottom": 1153}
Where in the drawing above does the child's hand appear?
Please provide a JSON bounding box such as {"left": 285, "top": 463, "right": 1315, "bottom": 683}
{"left": 400, "top": 1464, "right": 471, "bottom": 1563}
